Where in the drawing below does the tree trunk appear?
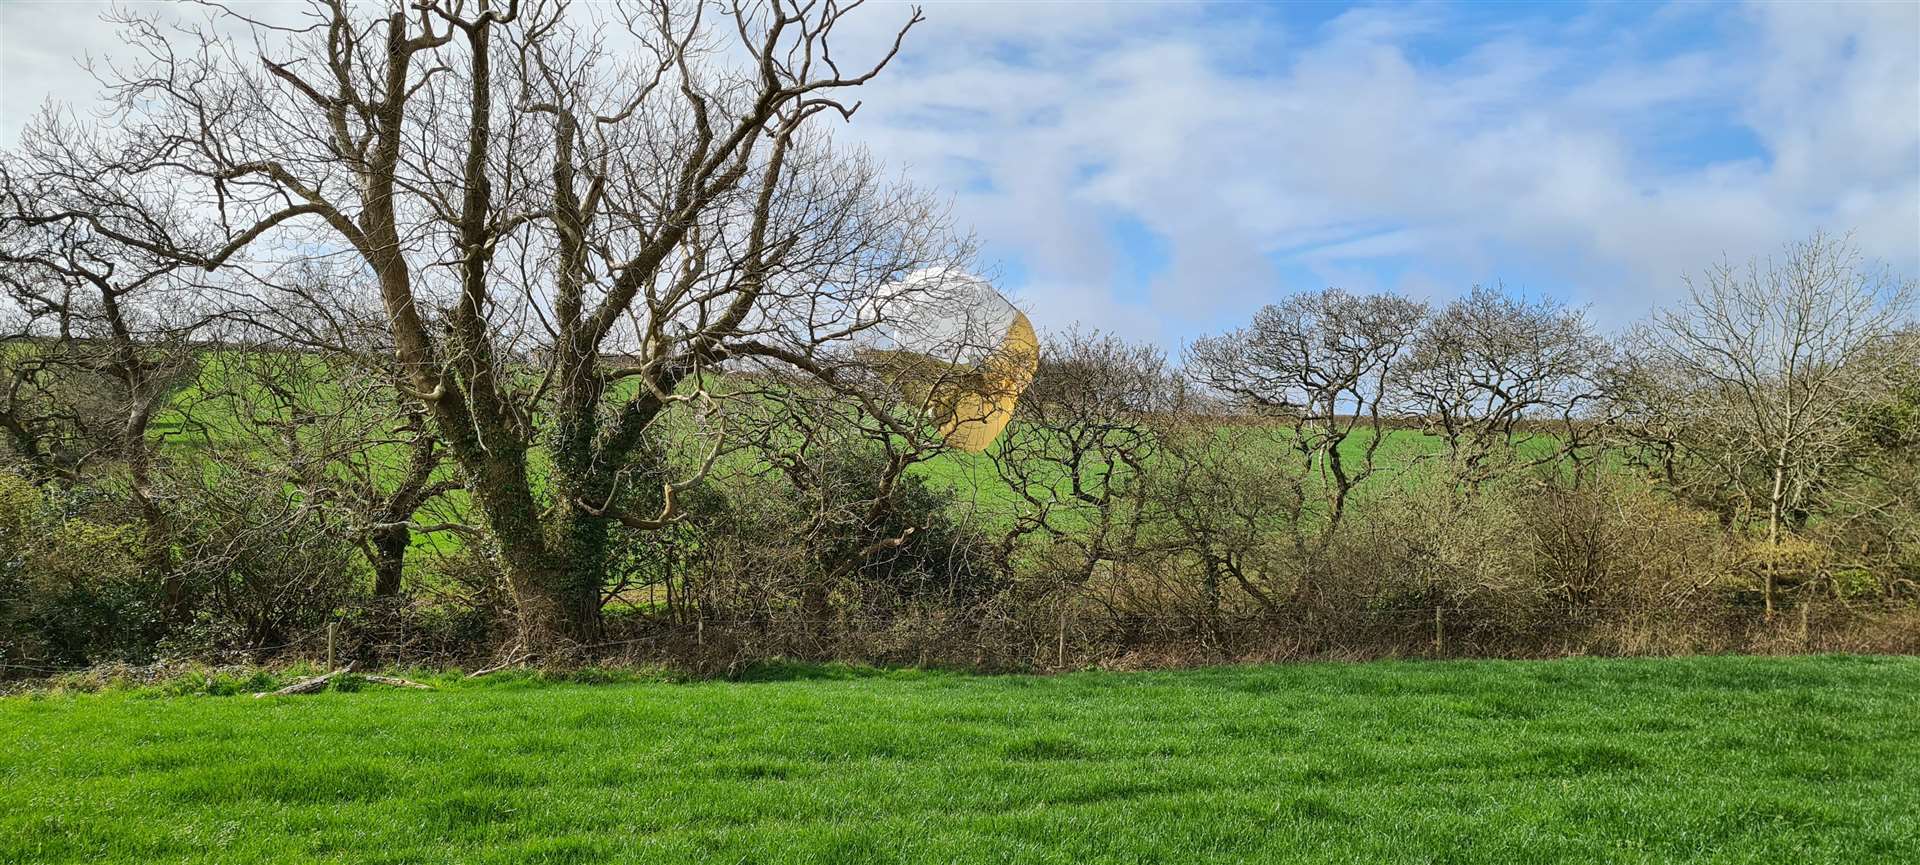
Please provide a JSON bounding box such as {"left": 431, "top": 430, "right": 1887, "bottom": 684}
{"left": 452, "top": 438, "right": 602, "bottom": 648}
{"left": 368, "top": 525, "right": 410, "bottom": 597}
{"left": 125, "top": 385, "right": 182, "bottom": 619}
{"left": 1765, "top": 456, "right": 1787, "bottom": 623}
{"left": 487, "top": 516, "right": 607, "bottom": 649}
{"left": 543, "top": 502, "right": 614, "bottom": 643}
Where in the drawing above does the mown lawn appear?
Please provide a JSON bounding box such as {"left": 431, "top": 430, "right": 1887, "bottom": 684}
{"left": 4, "top": 655, "right": 1915, "bottom": 864}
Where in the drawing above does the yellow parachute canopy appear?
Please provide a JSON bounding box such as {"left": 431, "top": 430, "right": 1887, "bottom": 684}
{"left": 857, "top": 270, "right": 1038, "bottom": 453}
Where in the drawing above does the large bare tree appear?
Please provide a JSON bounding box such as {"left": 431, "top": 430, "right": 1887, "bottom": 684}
{"left": 68, "top": 0, "right": 956, "bottom": 647}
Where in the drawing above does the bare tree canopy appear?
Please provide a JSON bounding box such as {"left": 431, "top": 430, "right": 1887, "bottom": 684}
{"left": 1618, "top": 231, "right": 1918, "bottom": 618}
{"left": 3, "top": 0, "right": 963, "bottom": 647}
{"left": 1187, "top": 288, "right": 1425, "bottom": 526}
{"left": 1399, "top": 285, "right": 1612, "bottom": 491}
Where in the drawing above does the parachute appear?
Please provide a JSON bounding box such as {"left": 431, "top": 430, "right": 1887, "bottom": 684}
{"left": 857, "top": 269, "right": 1038, "bottom": 452}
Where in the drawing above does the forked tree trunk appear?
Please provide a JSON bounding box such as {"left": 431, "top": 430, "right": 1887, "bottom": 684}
{"left": 539, "top": 503, "right": 616, "bottom": 645}
{"left": 470, "top": 470, "right": 612, "bottom": 649}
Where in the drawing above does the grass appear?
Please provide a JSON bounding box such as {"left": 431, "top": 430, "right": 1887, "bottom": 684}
{"left": 4, "top": 655, "right": 1916, "bottom": 864}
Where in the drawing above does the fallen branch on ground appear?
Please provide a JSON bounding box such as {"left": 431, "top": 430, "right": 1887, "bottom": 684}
{"left": 363, "top": 674, "right": 435, "bottom": 690}
{"left": 468, "top": 645, "right": 529, "bottom": 679}
{"left": 254, "top": 663, "right": 354, "bottom": 698}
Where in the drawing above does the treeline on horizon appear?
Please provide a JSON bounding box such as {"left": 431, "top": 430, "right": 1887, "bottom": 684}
{"left": 0, "top": 0, "right": 1915, "bottom": 677}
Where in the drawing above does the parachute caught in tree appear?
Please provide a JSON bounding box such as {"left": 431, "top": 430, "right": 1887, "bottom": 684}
{"left": 858, "top": 269, "right": 1039, "bottom": 452}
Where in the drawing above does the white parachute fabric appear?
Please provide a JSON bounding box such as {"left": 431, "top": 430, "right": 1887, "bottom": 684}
{"left": 856, "top": 269, "right": 1038, "bottom": 452}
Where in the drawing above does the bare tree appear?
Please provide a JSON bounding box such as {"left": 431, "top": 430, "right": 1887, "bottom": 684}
{"left": 1151, "top": 417, "right": 1297, "bottom": 620}
{"left": 1398, "top": 285, "right": 1612, "bottom": 494}
{"left": 177, "top": 343, "right": 464, "bottom": 599}
{"left": 725, "top": 328, "right": 988, "bottom": 622}
{"left": 1621, "top": 232, "right": 1918, "bottom": 619}
{"left": 991, "top": 332, "right": 1171, "bottom": 573}
{"left": 187, "top": 261, "right": 475, "bottom": 599}
{"left": 1186, "top": 288, "right": 1426, "bottom": 599}
{"left": 78, "top": 0, "right": 952, "bottom": 647}
{"left": 981, "top": 331, "right": 1177, "bottom": 647}
{"left": 0, "top": 130, "right": 218, "bottom": 612}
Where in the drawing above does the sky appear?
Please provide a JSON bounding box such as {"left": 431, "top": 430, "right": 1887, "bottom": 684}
{"left": 3, "top": 1, "right": 1917, "bottom": 344}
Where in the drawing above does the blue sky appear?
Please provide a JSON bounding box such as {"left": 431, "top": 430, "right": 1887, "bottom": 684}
{"left": 827, "top": 0, "right": 1919, "bottom": 342}
{"left": 3, "top": 0, "right": 1915, "bottom": 344}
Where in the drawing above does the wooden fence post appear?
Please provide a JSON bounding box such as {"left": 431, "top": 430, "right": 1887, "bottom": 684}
{"left": 1057, "top": 596, "right": 1069, "bottom": 670}
{"left": 325, "top": 621, "right": 338, "bottom": 671}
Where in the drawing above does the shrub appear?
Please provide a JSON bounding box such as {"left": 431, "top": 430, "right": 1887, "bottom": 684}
{"left": 686, "top": 439, "right": 1003, "bottom": 637}
{"left": 1333, "top": 471, "right": 1547, "bottom": 649}
{"left": 1318, "top": 470, "right": 1743, "bottom": 654}
{"left": 0, "top": 472, "right": 159, "bottom": 671}
{"left": 169, "top": 474, "right": 359, "bottom": 653}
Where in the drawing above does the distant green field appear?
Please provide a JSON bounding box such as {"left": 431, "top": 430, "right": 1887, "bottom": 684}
{"left": 137, "top": 353, "right": 1594, "bottom": 566}
{"left": 918, "top": 424, "right": 1466, "bottom": 520}
{"left": 3, "top": 655, "right": 1915, "bottom": 864}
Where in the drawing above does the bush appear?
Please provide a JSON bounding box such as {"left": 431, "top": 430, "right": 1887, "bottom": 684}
{"left": 1522, "top": 473, "right": 1735, "bottom": 612}
{"left": 1332, "top": 471, "right": 1547, "bottom": 649}
{"left": 0, "top": 472, "right": 160, "bottom": 671}
{"left": 684, "top": 438, "right": 1003, "bottom": 639}
{"left": 169, "top": 474, "right": 359, "bottom": 654}
{"left": 1311, "top": 470, "right": 1746, "bottom": 655}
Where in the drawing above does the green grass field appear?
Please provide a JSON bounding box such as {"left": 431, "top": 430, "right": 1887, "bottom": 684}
{"left": 4, "top": 655, "right": 1915, "bottom": 864}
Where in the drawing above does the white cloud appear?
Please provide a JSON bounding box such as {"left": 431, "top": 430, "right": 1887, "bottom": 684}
{"left": 5, "top": 1, "right": 1915, "bottom": 343}
{"left": 836, "top": 1, "right": 1919, "bottom": 340}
